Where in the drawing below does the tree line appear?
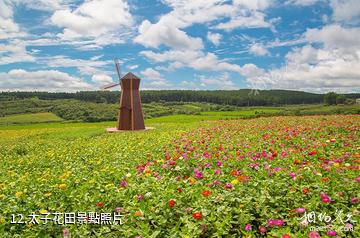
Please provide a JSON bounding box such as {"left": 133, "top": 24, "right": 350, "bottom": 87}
{"left": 1, "top": 90, "right": 359, "bottom": 106}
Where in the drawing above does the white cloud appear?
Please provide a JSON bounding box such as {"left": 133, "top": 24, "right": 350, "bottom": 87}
{"left": 141, "top": 49, "right": 264, "bottom": 78}
{"left": 198, "top": 73, "right": 237, "bottom": 89}
{"left": 247, "top": 25, "right": 360, "bottom": 92}
{"left": 215, "top": 11, "right": 271, "bottom": 30}
{"left": 51, "top": 0, "right": 133, "bottom": 45}
{"left": 285, "top": 45, "right": 318, "bottom": 64}
{"left": 233, "top": 0, "right": 272, "bottom": 10}
{"left": 207, "top": 32, "right": 222, "bottom": 46}
{"left": 140, "top": 68, "right": 169, "bottom": 87}
{"left": 286, "top": 0, "right": 320, "bottom": 6}
{"left": 330, "top": 0, "right": 360, "bottom": 23}
{"left": 0, "top": 69, "right": 92, "bottom": 92}
{"left": 0, "top": 0, "right": 26, "bottom": 39}
{"left": 305, "top": 24, "right": 360, "bottom": 53}
{"left": 91, "top": 74, "right": 113, "bottom": 85}
{"left": 249, "top": 43, "right": 270, "bottom": 56}
{"left": 135, "top": 20, "right": 203, "bottom": 50}
{"left": 127, "top": 65, "right": 138, "bottom": 70}
{"left": 0, "top": 40, "right": 35, "bottom": 65}
{"left": 42, "top": 55, "right": 110, "bottom": 75}
{"left": 12, "top": 0, "right": 69, "bottom": 11}
{"left": 135, "top": 0, "right": 273, "bottom": 50}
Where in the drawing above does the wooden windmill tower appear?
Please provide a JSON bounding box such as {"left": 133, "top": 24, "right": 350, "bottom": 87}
{"left": 104, "top": 59, "right": 145, "bottom": 131}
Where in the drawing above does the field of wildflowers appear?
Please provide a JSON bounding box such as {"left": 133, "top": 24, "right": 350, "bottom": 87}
{"left": 0, "top": 115, "right": 359, "bottom": 237}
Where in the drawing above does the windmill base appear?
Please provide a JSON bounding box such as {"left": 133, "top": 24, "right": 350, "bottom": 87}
{"left": 106, "top": 127, "right": 154, "bottom": 133}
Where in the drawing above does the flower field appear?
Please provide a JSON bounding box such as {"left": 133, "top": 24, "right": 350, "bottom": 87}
{"left": 0, "top": 115, "right": 359, "bottom": 237}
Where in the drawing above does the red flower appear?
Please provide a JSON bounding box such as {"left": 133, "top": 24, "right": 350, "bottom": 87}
{"left": 302, "top": 188, "right": 310, "bottom": 194}
{"left": 282, "top": 234, "right": 291, "bottom": 238}
{"left": 177, "top": 188, "right": 182, "bottom": 193}
{"left": 192, "top": 212, "right": 202, "bottom": 220}
{"left": 259, "top": 226, "right": 267, "bottom": 234}
{"left": 168, "top": 199, "right": 176, "bottom": 208}
{"left": 308, "top": 150, "right": 317, "bottom": 155}
{"left": 230, "top": 170, "right": 239, "bottom": 176}
{"left": 202, "top": 190, "right": 212, "bottom": 197}
{"left": 96, "top": 202, "right": 104, "bottom": 207}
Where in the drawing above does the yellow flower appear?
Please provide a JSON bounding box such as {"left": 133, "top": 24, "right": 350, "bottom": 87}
{"left": 144, "top": 169, "right": 151, "bottom": 176}
{"left": 188, "top": 177, "right": 196, "bottom": 185}
{"left": 231, "top": 179, "right": 239, "bottom": 185}
{"left": 58, "top": 184, "right": 67, "bottom": 190}
{"left": 0, "top": 194, "right": 5, "bottom": 200}
{"left": 39, "top": 209, "right": 48, "bottom": 214}
{"left": 333, "top": 163, "right": 340, "bottom": 167}
{"left": 239, "top": 204, "right": 245, "bottom": 208}
{"left": 15, "top": 192, "right": 23, "bottom": 198}
{"left": 44, "top": 193, "right": 52, "bottom": 197}
{"left": 59, "top": 171, "right": 71, "bottom": 180}
{"left": 126, "top": 173, "right": 132, "bottom": 178}
{"left": 105, "top": 183, "right": 113, "bottom": 188}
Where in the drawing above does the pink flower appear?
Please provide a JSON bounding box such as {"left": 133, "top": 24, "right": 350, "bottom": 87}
{"left": 289, "top": 172, "right": 297, "bottom": 179}
{"left": 63, "top": 228, "right": 70, "bottom": 238}
{"left": 295, "top": 208, "right": 306, "bottom": 213}
{"left": 327, "top": 230, "right": 337, "bottom": 236}
{"left": 203, "top": 152, "right": 210, "bottom": 158}
{"left": 308, "top": 231, "right": 320, "bottom": 238}
{"left": 225, "top": 183, "right": 233, "bottom": 189}
{"left": 137, "top": 194, "right": 144, "bottom": 201}
{"left": 216, "top": 161, "right": 222, "bottom": 167}
{"left": 267, "top": 219, "right": 285, "bottom": 226}
{"left": 119, "top": 180, "right": 127, "bottom": 187}
{"left": 345, "top": 223, "right": 353, "bottom": 228}
{"left": 351, "top": 197, "right": 358, "bottom": 203}
{"left": 213, "top": 179, "right": 222, "bottom": 185}
{"left": 194, "top": 171, "right": 203, "bottom": 179}
{"left": 114, "top": 207, "right": 122, "bottom": 213}
{"left": 245, "top": 224, "right": 251, "bottom": 231}
{"left": 322, "top": 197, "right": 331, "bottom": 203}
{"left": 355, "top": 176, "right": 360, "bottom": 182}
{"left": 320, "top": 192, "right": 331, "bottom": 203}
{"left": 259, "top": 226, "right": 267, "bottom": 234}
{"left": 214, "top": 169, "right": 222, "bottom": 175}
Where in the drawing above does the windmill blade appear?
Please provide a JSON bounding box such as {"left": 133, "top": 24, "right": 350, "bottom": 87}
{"left": 114, "top": 58, "right": 121, "bottom": 82}
{"left": 102, "top": 83, "right": 120, "bottom": 90}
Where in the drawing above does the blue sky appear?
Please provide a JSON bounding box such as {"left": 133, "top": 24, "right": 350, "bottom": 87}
{"left": 0, "top": 0, "right": 360, "bottom": 92}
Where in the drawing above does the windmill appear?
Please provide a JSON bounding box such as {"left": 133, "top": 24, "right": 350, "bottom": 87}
{"left": 104, "top": 59, "right": 145, "bottom": 131}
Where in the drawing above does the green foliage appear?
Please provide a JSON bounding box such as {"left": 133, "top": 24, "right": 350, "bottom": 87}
{"left": 324, "top": 92, "right": 338, "bottom": 105}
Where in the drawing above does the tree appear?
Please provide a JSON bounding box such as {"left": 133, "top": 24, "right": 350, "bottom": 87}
{"left": 324, "top": 92, "right": 338, "bottom": 105}
{"left": 336, "top": 95, "right": 346, "bottom": 104}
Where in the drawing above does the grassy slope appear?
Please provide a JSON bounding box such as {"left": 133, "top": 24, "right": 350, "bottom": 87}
{"left": 0, "top": 112, "right": 63, "bottom": 125}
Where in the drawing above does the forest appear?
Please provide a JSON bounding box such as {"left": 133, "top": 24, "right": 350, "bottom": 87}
{"left": 1, "top": 89, "right": 356, "bottom": 105}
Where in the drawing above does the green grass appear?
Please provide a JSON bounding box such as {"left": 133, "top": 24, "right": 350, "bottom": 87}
{"left": 0, "top": 112, "right": 63, "bottom": 125}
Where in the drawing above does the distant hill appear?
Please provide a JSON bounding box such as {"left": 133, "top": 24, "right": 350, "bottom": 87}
{"left": 1, "top": 90, "right": 359, "bottom": 106}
